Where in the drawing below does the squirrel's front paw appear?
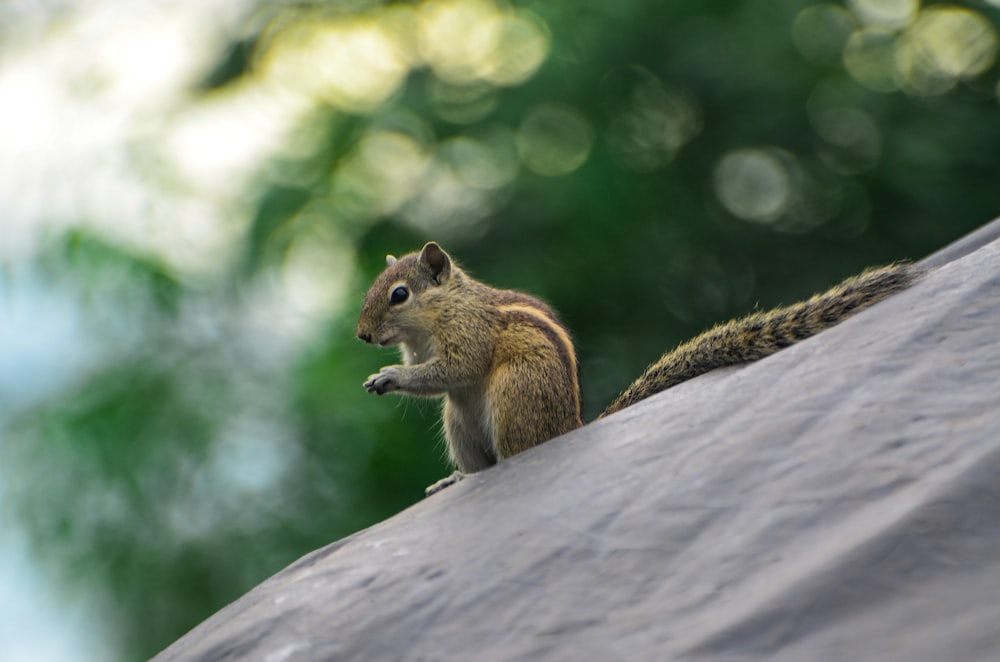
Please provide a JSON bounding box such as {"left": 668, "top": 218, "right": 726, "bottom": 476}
{"left": 363, "top": 366, "right": 404, "bottom": 395}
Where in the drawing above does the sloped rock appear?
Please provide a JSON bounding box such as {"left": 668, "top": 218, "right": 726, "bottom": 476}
{"left": 156, "top": 221, "right": 1000, "bottom": 662}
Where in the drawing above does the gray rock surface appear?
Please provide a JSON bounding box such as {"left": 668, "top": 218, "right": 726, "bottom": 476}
{"left": 156, "top": 222, "right": 1000, "bottom": 662}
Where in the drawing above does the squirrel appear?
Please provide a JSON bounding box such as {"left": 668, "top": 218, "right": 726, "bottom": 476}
{"left": 357, "top": 242, "right": 921, "bottom": 495}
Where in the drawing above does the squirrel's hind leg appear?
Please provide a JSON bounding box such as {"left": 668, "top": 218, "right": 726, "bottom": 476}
{"left": 488, "top": 361, "right": 581, "bottom": 462}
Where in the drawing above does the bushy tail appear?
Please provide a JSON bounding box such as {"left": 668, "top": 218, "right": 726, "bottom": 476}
{"left": 600, "top": 263, "right": 921, "bottom": 418}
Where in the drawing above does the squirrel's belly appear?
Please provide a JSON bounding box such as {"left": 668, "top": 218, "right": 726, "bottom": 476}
{"left": 443, "top": 389, "right": 498, "bottom": 472}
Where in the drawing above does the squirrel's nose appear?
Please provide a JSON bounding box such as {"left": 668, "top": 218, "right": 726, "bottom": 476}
{"left": 357, "top": 330, "right": 373, "bottom": 343}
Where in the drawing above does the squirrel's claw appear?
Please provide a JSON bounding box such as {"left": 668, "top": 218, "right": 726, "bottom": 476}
{"left": 364, "top": 367, "right": 401, "bottom": 395}
{"left": 425, "top": 471, "right": 466, "bottom": 496}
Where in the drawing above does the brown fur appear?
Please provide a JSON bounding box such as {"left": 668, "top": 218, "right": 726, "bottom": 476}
{"left": 358, "top": 243, "right": 582, "bottom": 473}
{"left": 599, "top": 263, "right": 921, "bottom": 416}
{"left": 358, "top": 243, "right": 921, "bottom": 483}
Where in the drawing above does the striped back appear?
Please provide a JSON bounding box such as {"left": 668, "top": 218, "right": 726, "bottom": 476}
{"left": 492, "top": 289, "right": 582, "bottom": 423}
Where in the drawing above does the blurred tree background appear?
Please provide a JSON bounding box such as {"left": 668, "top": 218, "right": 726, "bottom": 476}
{"left": 1, "top": 0, "right": 998, "bottom": 659}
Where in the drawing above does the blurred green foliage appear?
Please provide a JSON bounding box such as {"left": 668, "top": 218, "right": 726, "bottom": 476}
{"left": 3, "top": 0, "right": 1000, "bottom": 659}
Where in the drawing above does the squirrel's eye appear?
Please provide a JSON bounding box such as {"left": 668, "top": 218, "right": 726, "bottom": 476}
{"left": 390, "top": 285, "right": 409, "bottom": 305}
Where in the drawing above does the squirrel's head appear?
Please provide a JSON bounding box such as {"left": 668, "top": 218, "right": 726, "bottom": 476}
{"left": 356, "top": 241, "right": 455, "bottom": 346}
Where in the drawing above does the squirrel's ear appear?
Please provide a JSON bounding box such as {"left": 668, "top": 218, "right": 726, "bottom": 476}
{"left": 385, "top": 254, "right": 397, "bottom": 267}
{"left": 420, "top": 242, "right": 451, "bottom": 283}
